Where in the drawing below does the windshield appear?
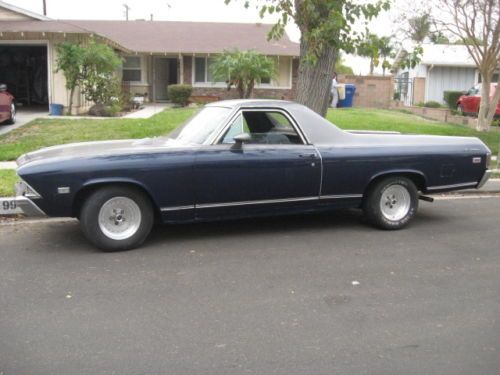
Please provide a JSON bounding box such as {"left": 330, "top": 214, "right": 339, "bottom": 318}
{"left": 174, "top": 106, "right": 231, "bottom": 145}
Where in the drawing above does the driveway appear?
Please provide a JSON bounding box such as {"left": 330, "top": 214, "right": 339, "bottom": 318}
{"left": 0, "top": 107, "right": 48, "bottom": 136}
{"left": 0, "top": 197, "right": 499, "bottom": 375}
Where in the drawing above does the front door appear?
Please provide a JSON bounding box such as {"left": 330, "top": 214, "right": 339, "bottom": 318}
{"left": 193, "top": 110, "right": 322, "bottom": 219}
{"left": 154, "top": 57, "right": 178, "bottom": 101}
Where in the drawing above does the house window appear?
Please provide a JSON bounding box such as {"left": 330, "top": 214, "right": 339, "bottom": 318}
{"left": 122, "top": 56, "right": 142, "bottom": 82}
{"left": 260, "top": 75, "right": 271, "bottom": 84}
{"left": 193, "top": 56, "right": 223, "bottom": 84}
{"left": 194, "top": 57, "right": 206, "bottom": 83}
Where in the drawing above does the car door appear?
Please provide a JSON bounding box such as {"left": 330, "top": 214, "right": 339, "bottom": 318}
{"left": 193, "top": 109, "right": 321, "bottom": 220}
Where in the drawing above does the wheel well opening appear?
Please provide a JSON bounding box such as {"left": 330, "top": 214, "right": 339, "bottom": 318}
{"left": 72, "top": 182, "right": 160, "bottom": 220}
{"left": 364, "top": 172, "right": 427, "bottom": 198}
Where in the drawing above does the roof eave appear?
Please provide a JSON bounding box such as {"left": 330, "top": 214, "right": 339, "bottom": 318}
{"left": 0, "top": 0, "right": 50, "bottom": 20}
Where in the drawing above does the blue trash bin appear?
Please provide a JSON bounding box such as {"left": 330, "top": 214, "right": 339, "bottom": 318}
{"left": 49, "top": 103, "right": 64, "bottom": 116}
{"left": 337, "top": 84, "right": 356, "bottom": 108}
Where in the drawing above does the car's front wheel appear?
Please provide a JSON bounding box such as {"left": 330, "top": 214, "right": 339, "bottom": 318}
{"left": 80, "top": 186, "right": 154, "bottom": 251}
{"left": 363, "top": 176, "right": 418, "bottom": 230}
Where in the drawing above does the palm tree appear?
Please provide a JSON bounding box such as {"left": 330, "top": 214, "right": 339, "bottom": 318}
{"left": 211, "top": 49, "right": 276, "bottom": 99}
{"left": 378, "top": 36, "right": 394, "bottom": 76}
{"left": 408, "top": 13, "right": 431, "bottom": 42}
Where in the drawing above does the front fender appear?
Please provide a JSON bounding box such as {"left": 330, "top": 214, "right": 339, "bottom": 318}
{"left": 75, "top": 177, "right": 160, "bottom": 209}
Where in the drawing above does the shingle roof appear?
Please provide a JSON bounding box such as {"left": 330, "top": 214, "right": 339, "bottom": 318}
{"left": 69, "top": 20, "right": 299, "bottom": 56}
{"left": 0, "top": 19, "right": 299, "bottom": 56}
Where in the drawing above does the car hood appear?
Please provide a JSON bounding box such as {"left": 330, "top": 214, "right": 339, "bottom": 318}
{"left": 16, "top": 137, "right": 190, "bottom": 167}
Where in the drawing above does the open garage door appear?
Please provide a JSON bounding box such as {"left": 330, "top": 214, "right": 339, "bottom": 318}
{"left": 0, "top": 44, "right": 48, "bottom": 108}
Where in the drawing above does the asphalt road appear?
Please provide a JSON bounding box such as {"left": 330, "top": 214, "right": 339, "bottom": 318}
{"left": 1, "top": 197, "right": 499, "bottom": 375}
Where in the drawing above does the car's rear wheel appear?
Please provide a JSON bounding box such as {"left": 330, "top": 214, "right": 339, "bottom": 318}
{"left": 5, "top": 103, "right": 15, "bottom": 125}
{"left": 363, "top": 176, "right": 418, "bottom": 230}
{"left": 80, "top": 186, "right": 154, "bottom": 251}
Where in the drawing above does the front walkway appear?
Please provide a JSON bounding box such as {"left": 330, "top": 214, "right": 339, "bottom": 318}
{"left": 123, "top": 103, "right": 173, "bottom": 119}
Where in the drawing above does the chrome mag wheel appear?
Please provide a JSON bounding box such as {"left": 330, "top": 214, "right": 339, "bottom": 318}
{"left": 98, "top": 196, "right": 142, "bottom": 240}
{"left": 379, "top": 184, "right": 411, "bottom": 222}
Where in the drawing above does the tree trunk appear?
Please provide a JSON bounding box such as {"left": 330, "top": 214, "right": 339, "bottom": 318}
{"left": 68, "top": 85, "right": 75, "bottom": 115}
{"left": 484, "top": 81, "right": 500, "bottom": 129}
{"left": 476, "top": 74, "right": 499, "bottom": 131}
{"left": 294, "top": 38, "right": 338, "bottom": 117}
{"left": 245, "top": 79, "right": 255, "bottom": 99}
{"left": 237, "top": 80, "right": 245, "bottom": 99}
{"left": 369, "top": 58, "right": 374, "bottom": 75}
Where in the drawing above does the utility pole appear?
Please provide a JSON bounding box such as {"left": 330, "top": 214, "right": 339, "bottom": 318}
{"left": 123, "top": 3, "right": 130, "bottom": 21}
{"left": 42, "top": 0, "right": 47, "bottom": 15}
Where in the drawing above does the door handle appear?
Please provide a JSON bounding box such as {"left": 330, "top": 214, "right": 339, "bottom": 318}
{"left": 299, "top": 153, "right": 317, "bottom": 159}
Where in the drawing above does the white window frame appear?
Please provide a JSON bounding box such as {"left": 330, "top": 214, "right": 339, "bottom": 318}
{"left": 122, "top": 55, "right": 146, "bottom": 85}
{"left": 192, "top": 56, "right": 226, "bottom": 87}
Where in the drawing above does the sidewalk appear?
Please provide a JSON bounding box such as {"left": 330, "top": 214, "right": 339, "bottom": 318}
{"left": 123, "top": 103, "right": 173, "bottom": 118}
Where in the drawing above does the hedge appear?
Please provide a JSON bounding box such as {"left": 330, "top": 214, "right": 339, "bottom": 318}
{"left": 443, "top": 91, "right": 463, "bottom": 109}
{"left": 168, "top": 84, "right": 193, "bottom": 106}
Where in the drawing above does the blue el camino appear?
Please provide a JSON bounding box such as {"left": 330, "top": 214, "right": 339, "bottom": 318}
{"left": 12, "top": 99, "right": 491, "bottom": 251}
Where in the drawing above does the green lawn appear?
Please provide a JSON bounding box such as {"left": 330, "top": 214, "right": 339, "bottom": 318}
{"left": 0, "top": 108, "right": 196, "bottom": 161}
{"left": 327, "top": 108, "right": 500, "bottom": 154}
{"left": 0, "top": 107, "right": 498, "bottom": 162}
{"left": 0, "top": 170, "right": 17, "bottom": 197}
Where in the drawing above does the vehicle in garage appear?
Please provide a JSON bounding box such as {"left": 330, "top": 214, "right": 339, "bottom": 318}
{"left": 457, "top": 83, "right": 500, "bottom": 117}
{"left": 7, "top": 100, "right": 492, "bottom": 251}
{"left": 0, "top": 83, "right": 15, "bottom": 124}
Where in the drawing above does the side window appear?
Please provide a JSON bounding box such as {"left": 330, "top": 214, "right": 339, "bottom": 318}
{"left": 220, "top": 110, "right": 303, "bottom": 145}
{"left": 222, "top": 114, "right": 249, "bottom": 144}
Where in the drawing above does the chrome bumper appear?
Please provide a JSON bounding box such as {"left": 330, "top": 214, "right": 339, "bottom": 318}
{"left": 0, "top": 196, "right": 46, "bottom": 216}
{"left": 0, "top": 180, "right": 46, "bottom": 217}
{"left": 477, "top": 170, "right": 491, "bottom": 189}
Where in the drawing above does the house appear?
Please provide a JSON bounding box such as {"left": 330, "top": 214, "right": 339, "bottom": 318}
{"left": 0, "top": 1, "right": 299, "bottom": 114}
{"left": 392, "top": 43, "right": 483, "bottom": 105}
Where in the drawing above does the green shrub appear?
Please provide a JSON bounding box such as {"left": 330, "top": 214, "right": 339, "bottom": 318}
{"left": 168, "top": 84, "right": 192, "bottom": 106}
{"left": 443, "top": 91, "right": 463, "bottom": 109}
{"left": 423, "top": 101, "right": 442, "bottom": 108}
{"left": 393, "top": 92, "right": 401, "bottom": 101}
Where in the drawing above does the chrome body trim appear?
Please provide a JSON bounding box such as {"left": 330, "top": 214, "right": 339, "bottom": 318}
{"left": 160, "top": 205, "right": 196, "bottom": 212}
{"left": 312, "top": 145, "right": 324, "bottom": 197}
{"left": 160, "top": 194, "right": 363, "bottom": 212}
{"left": 320, "top": 194, "right": 363, "bottom": 200}
{"left": 196, "top": 196, "right": 318, "bottom": 209}
{"left": 477, "top": 170, "right": 491, "bottom": 189}
{"left": 426, "top": 181, "right": 478, "bottom": 191}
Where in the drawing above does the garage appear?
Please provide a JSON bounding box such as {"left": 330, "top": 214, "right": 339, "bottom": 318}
{"left": 0, "top": 44, "right": 49, "bottom": 109}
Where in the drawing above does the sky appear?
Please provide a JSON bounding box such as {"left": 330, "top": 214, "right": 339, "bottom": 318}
{"left": 7, "top": 0, "right": 420, "bottom": 74}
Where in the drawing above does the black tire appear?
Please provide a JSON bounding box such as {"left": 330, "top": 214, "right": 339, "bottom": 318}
{"left": 5, "top": 103, "right": 15, "bottom": 125}
{"left": 80, "top": 185, "right": 154, "bottom": 251}
{"left": 362, "top": 176, "right": 418, "bottom": 230}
